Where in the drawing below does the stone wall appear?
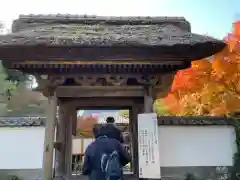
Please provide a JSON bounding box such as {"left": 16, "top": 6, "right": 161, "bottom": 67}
{"left": 0, "top": 166, "right": 230, "bottom": 180}
{"left": 161, "top": 166, "right": 229, "bottom": 180}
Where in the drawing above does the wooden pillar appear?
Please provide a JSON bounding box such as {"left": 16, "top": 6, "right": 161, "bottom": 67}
{"left": 72, "top": 106, "right": 77, "bottom": 136}
{"left": 55, "top": 101, "right": 67, "bottom": 176}
{"left": 43, "top": 92, "right": 57, "bottom": 180}
{"left": 143, "top": 85, "right": 160, "bottom": 180}
{"left": 139, "top": 85, "right": 154, "bottom": 180}
{"left": 64, "top": 105, "right": 74, "bottom": 176}
{"left": 144, "top": 85, "right": 154, "bottom": 113}
{"left": 129, "top": 105, "right": 141, "bottom": 176}
{"left": 55, "top": 103, "right": 74, "bottom": 177}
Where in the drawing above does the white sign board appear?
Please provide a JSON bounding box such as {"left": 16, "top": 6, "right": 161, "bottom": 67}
{"left": 138, "top": 113, "right": 161, "bottom": 179}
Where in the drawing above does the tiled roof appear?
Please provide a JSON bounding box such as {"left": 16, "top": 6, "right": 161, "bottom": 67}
{"left": 157, "top": 116, "right": 232, "bottom": 125}
{"left": 0, "top": 117, "right": 45, "bottom": 127}
{"left": 0, "top": 116, "right": 232, "bottom": 128}
{"left": 90, "top": 116, "right": 232, "bottom": 127}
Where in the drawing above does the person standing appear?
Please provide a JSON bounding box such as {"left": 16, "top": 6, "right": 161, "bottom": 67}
{"left": 82, "top": 125, "right": 131, "bottom": 180}
{"left": 102, "top": 116, "right": 124, "bottom": 143}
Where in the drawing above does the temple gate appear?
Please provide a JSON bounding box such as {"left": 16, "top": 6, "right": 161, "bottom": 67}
{"left": 0, "top": 15, "right": 225, "bottom": 180}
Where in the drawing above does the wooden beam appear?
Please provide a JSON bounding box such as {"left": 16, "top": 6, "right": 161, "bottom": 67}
{"left": 0, "top": 46, "right": 197, "bottom": 61}
{"left": 43, "top": 92, "right": 57, "bottom": 180}
{"left": 56, "top": 86, "right": 145, "bottom": 98}
{"left": 64, "top": 98, "right": 143, "bottom": 108}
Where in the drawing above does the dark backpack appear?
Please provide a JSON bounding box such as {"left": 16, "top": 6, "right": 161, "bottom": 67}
{"left": 101, "top": 151, "right": 122, "bottom": 180}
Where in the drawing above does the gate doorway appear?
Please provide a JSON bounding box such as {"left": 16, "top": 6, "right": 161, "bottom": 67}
{"left": 56, "top": 98, "right": 143, "bottom": 179}
{"left": 72, "top": 108, "right": 132, "bottom": 175}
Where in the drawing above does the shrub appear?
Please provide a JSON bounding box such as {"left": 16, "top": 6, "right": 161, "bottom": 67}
{"left": 184, "top": 173, "right": 198, "bottom": 180}
{"left": 0, "top": 173, "right": 23, "bottom": 180}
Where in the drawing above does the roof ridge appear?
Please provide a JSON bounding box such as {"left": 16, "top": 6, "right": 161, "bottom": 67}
{"left": 12, "top": 14, "right": 191, "bottom": 32}
{"left": 18, "top": 14, "right": 187, "bottom": 22}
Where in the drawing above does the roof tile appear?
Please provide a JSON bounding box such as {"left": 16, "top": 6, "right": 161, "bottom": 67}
{"left": 0, "top": 117, "right": 45, "bottom": 127}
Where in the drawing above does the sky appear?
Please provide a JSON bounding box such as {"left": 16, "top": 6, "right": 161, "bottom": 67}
{"left": 0, "top": 0, "right": 239, "bottom": 39}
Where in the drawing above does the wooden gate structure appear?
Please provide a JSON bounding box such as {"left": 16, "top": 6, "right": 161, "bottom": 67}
{"left": 0, "top": 15, "right": 225, "bottom": 180}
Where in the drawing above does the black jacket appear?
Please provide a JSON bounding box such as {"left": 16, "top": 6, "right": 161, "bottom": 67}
{"left": 82, "top": 136, "right": 131, "bottom": 180}
{"left": 102, "top": 123, "right": 124, "bottom": 143}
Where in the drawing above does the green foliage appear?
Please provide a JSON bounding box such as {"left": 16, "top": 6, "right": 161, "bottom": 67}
{"left": 5, "top": 69, "right": 30, "bottom": 85}
{"left": 0, "top": 62, "right": 18, "bottom": 115}
{"left": 0, "top": 25, "right": 19, "bottom": 99}
{"left": 7, "top": 101, "right": 47, "bottom": 116}
{"left": 0, "top": 61, "right": 46, "bottom": 116}
{"left": 0, "top": 173, "right": 23, "bottom": 180}
{"left": 118, "top": 103, "right": 170, "bottom": 118}
{"left": 0, "top": 23, "right": 46, "bottom": 116}
{"left": 184, "top": 173, "right": 198, "bottom": 180}
{"left": 154, "top": 100, "right": 171, "bottom": 116}
{"left": 119, "top": 110, "right": 129, "bottom": 118}
{"left": 0, "top": 62, "right": 18, "bottom": 96}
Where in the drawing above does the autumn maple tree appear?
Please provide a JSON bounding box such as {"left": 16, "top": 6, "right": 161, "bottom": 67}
{"left": 76, "top": 115, "right": 98, "bottom": 137}
{"left": 159, "top": 20, "right": 240, "bottom": 116}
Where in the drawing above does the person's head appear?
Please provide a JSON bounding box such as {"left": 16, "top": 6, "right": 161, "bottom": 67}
{"left": 106, "top": 116, "right": 115, "bottom": 123}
